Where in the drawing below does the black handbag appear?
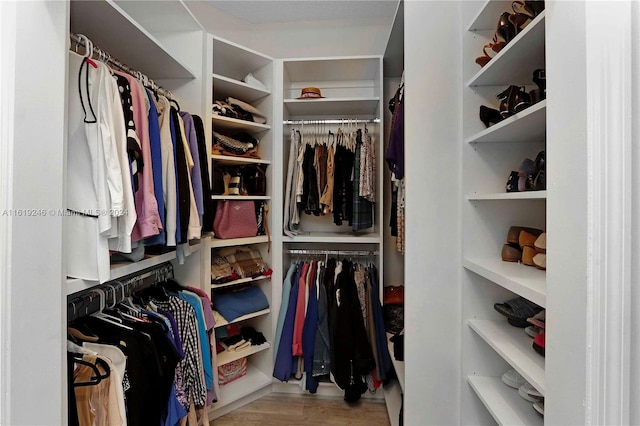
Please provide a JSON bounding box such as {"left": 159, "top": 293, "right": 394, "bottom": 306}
{"left": 242, "top": 164, "right": 267, "bottom": 196}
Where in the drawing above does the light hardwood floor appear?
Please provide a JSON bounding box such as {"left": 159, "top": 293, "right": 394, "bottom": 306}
{"left": 211, "top": 393, "right": 392, "bottom": 425}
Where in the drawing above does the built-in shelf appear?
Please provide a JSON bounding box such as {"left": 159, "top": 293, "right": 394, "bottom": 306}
{"left": 213, "top": 36, "right": 273, "bottom": 82}
{"left": 210, "top": 235, "right": 269, "bottom": 248}
{"left": 213, "top": 74, "right": 270, "bottom": 103}
{"left": 211, "top": 195, "right": 270, "bottom": 201}
{"left": 467, "top": 376, "right": 543, "bottom": 426}
{"left": 211, "top": 275, "right": 268, "bottom": 290}
{"left": 463, "top": 257, "right": 546, "bottom": 307}
{"left": 217, "top": 342, "right": 271, "bottom": 367}
{"left": 468, "top": 319, "right": 545, "bottom": 395}
{"left": 210, "top": 155, "right": 271, "bottom": 166}
{"left": 214, "top": 308, "right": 271, "bottom": 329}
{"left": 66, "top": 240, "right": 203, "bottom": 295}
{"left": 467, "top": 191, "right": 547, "bottom": 201}
{"left": 284, "top": 97, "right": 380, "bottom": 116}
{"left": 211, "top": 364, "right": 272, "bottom": 411}
{"left": 387, "top": 333, "right": 405, "bottom": 392}
{"left": 112, "top": 0, "right": 202, "bottom": 33}
{"left": 467, "top": 12, "right": 546, "bottom": 87}
{"left": 283, "top": 232, "right": 380, "bottom": 244}
{"left": 466, "top": 1, "right": 512, "bottom": 31}
{"left": 466, "top": 101, "right": 546, "bottom": 144}
{"left": 212, "top": 115, "right": 270, "bottom": 134}
{"left": 69, "top": 0, "right": 196, "bottom": 79}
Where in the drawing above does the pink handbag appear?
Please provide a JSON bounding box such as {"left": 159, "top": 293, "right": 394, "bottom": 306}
{"left": 213, "top": 200, "right": 258, "bottom": 239}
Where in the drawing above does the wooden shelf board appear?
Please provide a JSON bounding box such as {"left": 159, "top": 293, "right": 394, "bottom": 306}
{"left": 464, "top": 257, "right": 546, "bottom": 307}
{"left": 66, "top": 240, "right": 204, "bottom": 295}
{"left": 216, "top": 342, "right": 270, "bottom": 367}
{"left": 283, "top": 232, "right": 380, "bottom": 244}
{"left": 210, "top": 235, "right": 269, "bottom": 248}
{"left": 467, "top": 191, "right": 547, "bottom": 201}
{"left": 211, "top": 275, "right": 268, "bottom": 291}
{"left": 468, "top": 319, "right": 545, "bottom": 395}
{"left": 214, "top": 308, "right": 271, "bottom": 329}
{"left": 467, "top": 12, "right": 546, "bottom": 87}
{"left": 210, "top": 364, "right": 272, "bottom": 410}
{"left": 69, "top": 0, "right": 196, "bottom": 79}
{"left": 465, "top": 100, "right": 546, "bottom": 144}
{"left": 284, "top": 97, "right": 379, "bottom": 116}
{"left": 468, "top": 376, "right": 543, "bottom": 426}
{"left": 212, "top": 115, "right": 270, "bottom": 134}
{"left": 213, "top": 73, "right": 270, "bottom": 103}
{"left": 210, "top": 155, "right": 271, "bottom": 166}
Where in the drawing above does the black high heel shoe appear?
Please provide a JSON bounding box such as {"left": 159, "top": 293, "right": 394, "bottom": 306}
{"left": 532, "top": 69, "right": 546, "bottom": 100}
{"left": 496, "top": 12, "right": 517, "bottom": 45}
{"left": 479, "top": 105, "right": 504, "bottom": 128}
{"left": 497, "top": 85, "right": 531, "bottom": 118}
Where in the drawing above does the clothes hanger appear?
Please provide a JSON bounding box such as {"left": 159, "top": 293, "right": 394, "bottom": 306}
{"left": 91, "top": 289, "right": 134, "bottom": 331}
{"left": 72, "top": 355, "right": 111, "bottom": 387}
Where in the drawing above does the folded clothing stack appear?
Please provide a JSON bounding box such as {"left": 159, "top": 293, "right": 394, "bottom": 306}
{"left": 213, "top": 131, "right": 260, "bottom": 158}
{"left": 211, "top": 246, "right": 271, "bottom": 283}
{"left": 212, "top": 97, "right": 267, "bottom": 124}
{"left": 213, "top": 285, "right": 269, "bottom": 322}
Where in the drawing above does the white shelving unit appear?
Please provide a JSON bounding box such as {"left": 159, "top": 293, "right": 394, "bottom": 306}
{"left": 461, "top": 1, "right": 547, "bottom": 423}
{"left": 207, "top": 35, "right": 276, "bottom": 419}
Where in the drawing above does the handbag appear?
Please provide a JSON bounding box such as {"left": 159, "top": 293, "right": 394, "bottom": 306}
{"left": 213, "top": 200, "right": 258, "bottom": 239}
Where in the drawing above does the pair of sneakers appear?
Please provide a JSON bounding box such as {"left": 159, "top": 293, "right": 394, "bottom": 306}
{"left": 501, "top": 369, "right": 544, "bottom": 416}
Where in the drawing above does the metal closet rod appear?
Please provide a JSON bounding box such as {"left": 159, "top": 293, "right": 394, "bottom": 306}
{"left": 283, "top": 118, "right": 380, "bottom": 125}
{"left": 284, "top": 249, "right": 379, "bottom": 256}
{"left": 69, "top": 32, "right": 174, "bottom": 100}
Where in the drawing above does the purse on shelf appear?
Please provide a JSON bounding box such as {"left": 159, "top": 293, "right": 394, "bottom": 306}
{"left": 213, "top": 200, "right": 258, "bottom": 239}
{"left": 242, "top": 164, "right": 267, "bottom": 196}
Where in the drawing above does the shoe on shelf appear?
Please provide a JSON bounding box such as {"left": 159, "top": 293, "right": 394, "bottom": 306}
{"left": 532, "top": 68, "right": 546, "bottom": 100}
{"left": 507, "top": 226, "right": 543, "bottom": 244}
{"left": 479, "top": 105, "right": 504, "bottom": 127}
{"left": 527, "top": 309, "right": 545, "bottom": 329}
{"left": 532, "top": 150, "right": 546, "bottom": 190}
{"left": 497, "top": 85, "right": 531, "bottom": 118}
{"left": 501, "top": 242, "right": 522, "bottom": 262}
{"left": 513, "top": 0, "right": 546, "bottom": 19}
{"left": 533, "top": 400, "right": 545, "bottom": 417}
{"left": 533, "top": 253, "right": 546, "bottom": 270}
{"left": 525, "top": 325, "right": 541, "bottom": 338}
{"left": 494, "top": 296, "right": 544, "bottom": 325}
{"left": 502, "top": 369, "right": 528, "bottom": 389}
{"left": 532, "top": 331, "right": 545, "bottom": 356}
{"left": 519, "top": 382, "right": 544, "bottom": 402}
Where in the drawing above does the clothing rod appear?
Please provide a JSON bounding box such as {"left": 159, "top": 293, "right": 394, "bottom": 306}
{"left": 284, "top": 249, "right": 378, "bottom": 256}
{"left": 69, "top": 33, "right": 173, "bottom": 100}
{"left": 283, "top": 118, "right": 380, "bottom": 125}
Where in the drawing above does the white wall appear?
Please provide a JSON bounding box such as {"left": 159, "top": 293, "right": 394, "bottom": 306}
{"left": 404, "top": 1, "right": 462, "bottom": 424}
{"left": 0, "top": 1, "right": 68, "bottom": 424}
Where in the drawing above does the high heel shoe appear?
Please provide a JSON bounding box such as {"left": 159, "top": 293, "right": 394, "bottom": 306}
{"left": 479, "top": 105, "right": 504, "bottom": 127}
{"left": 514, "top": 0, "right": 545, "bottom": 18}
{"left": 497, "top": 85, "right": 531, "bottom": 118}
{"left": 496, "top": 12, "right": 517, "bottom": 44}
{"left": 532, "top": 68, "right": 546, "bottom": 100}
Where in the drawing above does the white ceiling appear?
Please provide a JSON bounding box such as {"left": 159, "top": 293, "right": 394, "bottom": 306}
{"left": 201, "top": 0, "right": 400, "bottom": 24}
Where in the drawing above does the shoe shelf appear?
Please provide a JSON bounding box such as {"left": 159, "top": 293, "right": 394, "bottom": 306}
{"left": 467, "top": 12, "right": 546, "bottom": 87}
{"left": 467, "top": 376, "right": 543, "bottom": 426}
{"left": 211, "top": 195, "right": 271, "bottom": 201}
{"left": 283, "top": 97, "right": 380, "bottom": 116}
{"left": 210, "top": 364, "right": 272, "bottom": 411}
{"left": 466, "top": 1, "right": 513, "bottom": 31}
{"left": 210, "top": 235, "right": 270, "bottom": 248}
{"left": 210, "top": 154, "right": 271, "bottom": 166}
{"left": 387, "top": 333, "right": 405, "bottom": 392}
{"left": 211, "top": 275, "right": 269, "bottom": 290}
{"left": 467, "top": 190, "right": 546, "bottom": 201}
{"left": 213, "top": 73, "right": 270, "bottom": 103}
{"left": 214, "top": 308, "right": 271, "bottom": 329}
{"left": 212, "top": 115, "right": 271, "bottom": 134}
{"left": 216, "top": 342, "right": 271, "bottom": 367}
{"left": 464, "top": 257, "right": 546, "bottom": 307}
{"left": 465, "top": 100, "right": 546, "bottom": 144}
{"left": 468, "top": 319, "right": 545, "bottom": 395}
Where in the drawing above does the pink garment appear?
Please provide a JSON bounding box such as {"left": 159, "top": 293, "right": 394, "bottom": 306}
{"left": 292, "top": 262, "right": 309, "bottom": 356}
{"left": 114, "top": 71, "right": 161, "bottom": 241}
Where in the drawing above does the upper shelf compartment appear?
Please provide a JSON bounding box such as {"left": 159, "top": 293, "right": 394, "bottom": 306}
{"left": 213, "top": 36, "right": 273, "bottom": 82}
{"left": 467, "top": 12, "right": 545, "bottom": 87}
{"left": 213, "top": 74, "right": 270, "bottom": 103}
{"left": 70, "top": 0, "right": 196, "bottom": 79}
{"left": 283, "top": 56, "right": 382, "bottom": 116}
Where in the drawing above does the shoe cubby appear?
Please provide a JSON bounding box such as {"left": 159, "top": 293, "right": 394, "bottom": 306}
{"left": 461, "top": 1, "right": 547, "bottom": 424}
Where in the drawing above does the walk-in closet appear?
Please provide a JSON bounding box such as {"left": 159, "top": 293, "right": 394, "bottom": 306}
{"left": 1, "top": 1, "right": 639, "bottom": 425}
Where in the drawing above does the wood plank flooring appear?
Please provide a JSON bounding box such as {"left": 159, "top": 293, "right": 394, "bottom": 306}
{"left": 211, "top": 393, "right": 391, "bottom": 425}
